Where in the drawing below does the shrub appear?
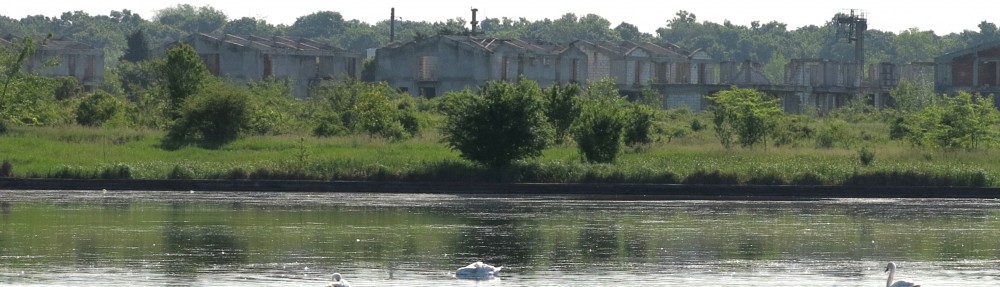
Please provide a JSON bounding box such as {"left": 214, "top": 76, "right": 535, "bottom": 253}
{"left": 162, "top": 83, "right": 251, "bottom": 149}
{"left": 0, "top": 160, "right": 12, "bottom": 178}
{"left": 709, "top": 87, "right": 782, "bottom": 149}
{"left": 168, "top": 165, "right": 195, "bottom": 179}
{"left": 858, "top": 146, "right": 875, "bottom": 166}
{"left": 76, "top": 90, "right": 126, "bottom": 127}
{"left": 441, "top": 78, "right": 553, "bottom": 167}
{"left": 100, "top": 163, "right": 132, "bottom": 179}
{"left": 543, "top": 83, "right": 582, "bottom": 145}
{"left": 312, "top": 113, "right": 349, "bottom": 137}
{"left": 574, "top": 100, "right": 625, "bottom": 163}
{"left": 623, "top": 104, "right": 654, "bottom": 147}
{"left": 815, "top": 119, "right": 852, "bottom": 149}
{"left": 690, "top": 119, "right": 704, "bottom": 132}
{"left": 683, "top": 170, "right": 741, "bottom": 185}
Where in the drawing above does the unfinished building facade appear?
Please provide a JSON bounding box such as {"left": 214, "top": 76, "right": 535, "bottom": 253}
{"left": 165, "top": 33, "right": 361, "bottom": 98}
{"left": 2, "top": 35, "right": 105, "bottom": 90}
{"left": 935, "top": 40, "right": 1000, "bottom": 101}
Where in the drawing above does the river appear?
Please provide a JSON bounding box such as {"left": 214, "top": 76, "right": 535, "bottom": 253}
{"left": 1, "top": 190, "right": 998, "bottom": 286}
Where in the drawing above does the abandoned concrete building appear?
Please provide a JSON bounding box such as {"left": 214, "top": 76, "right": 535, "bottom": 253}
{"left": 164, "top": 33, "right": 361, "bottom": 98}
{"left": 1, "top": 35, "right": 105, "bottom": 90}
{"left": 375, "top": 35, "right": 719, "bottom": 107}
{"left": 374, "top": 35, "right": 563, "bottom": 97}
{"left": 934, "top": 40, "right": 1000, "bottom": 102}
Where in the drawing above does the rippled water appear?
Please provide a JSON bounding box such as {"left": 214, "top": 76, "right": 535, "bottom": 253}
{"left": 1, "top": 190, "right": 999, "bottom": 286}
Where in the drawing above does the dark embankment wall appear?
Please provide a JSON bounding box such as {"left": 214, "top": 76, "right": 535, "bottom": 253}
{"left": 2, "top": 178, "right": 1000, "bottom": 199}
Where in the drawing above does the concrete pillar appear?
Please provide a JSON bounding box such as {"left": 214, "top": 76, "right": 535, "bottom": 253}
{"left": 690, "top": 63, "right": 698, "bottom": 84}
{"left": 973, "top": 55, "right": 979, "bottom": 86}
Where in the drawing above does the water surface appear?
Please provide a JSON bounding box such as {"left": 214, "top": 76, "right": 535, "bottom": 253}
{"left": 1, "top": 190, "right": 998, "bottom": 286}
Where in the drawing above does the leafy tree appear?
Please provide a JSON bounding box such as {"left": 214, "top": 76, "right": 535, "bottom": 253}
{"left": 574, "top": 77, "right": 628, "bottom": 163}
{"left": 623, "top": 104, "right": 655, "bottom": 147}
{"left": 155, "top": 4, "right": 227, "bottom": 34}
{"left": 308, "top": 79, "right": 415, "bottom": 141}
{"left": 76, "top": 90, "right": 126, "bottom": 127}
{"left": 288, "top": 11, "right": 345, "bottom": 38}
{"left": 163, "top": 43, "right": 210, "bottom": 119}
{"left": 542, "top": 83, "right": 581, "bottom": 145}
{"left": 903, "top": 92, "right": 999, "bottom": 150}
{"left": 890, "top": 78, "right": 937, "bottom": 114}
{"left": 709, "top": 87, "right": 782, "bottom": 149}
{"left": 222, "top": 17, "right": 282, "bottom": 37}
{"left": 441, "top": 78, "right": 552, "bottom": 167}
{"left": 121, "top": 29, "right": 150, "bottom": 62}
{"left": 162, "top": 82, "right": 250, "bottom": 149}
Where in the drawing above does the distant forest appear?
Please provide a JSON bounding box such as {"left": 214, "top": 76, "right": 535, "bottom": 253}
{"left": 3, "top": 4, "right": 1000, "bottom": 83}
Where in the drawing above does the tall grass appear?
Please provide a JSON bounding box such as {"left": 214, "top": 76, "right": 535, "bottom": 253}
{"left": 1, "top": 121, "right": 999, "bottom": 187}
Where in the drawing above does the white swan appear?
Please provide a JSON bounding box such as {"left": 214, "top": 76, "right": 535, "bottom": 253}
{"left": 327, "top": 272, "right": 350, "bottom": 287}
{"left": 885, "top": 262, "right": 920, "bottom": 287}
{"left": 455, "top": 261, "right": 502, "bottom": 280}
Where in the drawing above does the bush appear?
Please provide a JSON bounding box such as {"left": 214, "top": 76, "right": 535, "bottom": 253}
{"left": 709, "top": 87, "right": 782, "bottom": 149}
{"left": 858, "top": 146, "right": 875, "bottom": 166}
{"left": 312, "top": 113, "right": 349, "bottom": 137}
{"left": 543, "top": 83, "right": 582, "bottom": 145}
{"left": 168, "top": 165, "right": 195, "bottom": 179}
{"left": 76, "top": 90, "right": 126, "bottom": 127}
{"left": 683, "top": 170, "right": 741, "bottom": 185}
{"left": 1, "top": 160, "right": 12, "bottom": 178}
{"left": 162, "top": 83, "right": 251, "bottom": 149}
{"left": 624, "top": 104, "right": 654, "bottom": 147}
{"left": 690, "top": 119, "right": 704, "bottom": 132}
{"left": 308, "top": 79, "right": 417, "bottom": 140}
{"left": 99, "top": 163, "right": 132, "bottom": 179}
{"left": 441, "top": 78, "right": 553, "bottom": 167}
{"left": 574, "top": 100, "right": 625, "bottom": 163}
{"left": 815, "top": 119, "right": 852, "bottom": 149}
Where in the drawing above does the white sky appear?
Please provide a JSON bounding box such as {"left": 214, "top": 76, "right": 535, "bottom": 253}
{"left": 3, "top": 0, "right": 997, "bottom": 35}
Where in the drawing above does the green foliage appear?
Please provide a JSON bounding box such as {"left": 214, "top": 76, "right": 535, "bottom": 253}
{"left": 53, "top": 77, "right": 83, "bottom": 100}
{"left": 623, "top": 104, "right": 654, "bottom": 147}
{"left": 637, "top": 85, "right": 664, "bottom": 108}
{"left": 163, "top": 43, "right": 210, "bottom": 118}
{"left": 244, "top": 78, "right": 302, "bottom": 135}
{"left": 99, "top": 163, "right": 132, "bottom": 179}
{"left": 441, "top": 78, "right": 552, "bottom": 167}
{"left": 858, "top": 146, "right": 875, "bottom": 166}
{"left": 162, "top": 82, "right": 250, "bottom": 149}
{"left": 901, "top": 92, "right": 999, "bottom": 150}
{"left": 574, "top": 100, "right": 625, "bottom": 163}
{"left": 121, "top": 29, "right": 151, "bottom": 62}
{"left": 167, "top": 165, "right": 195, "bottom": 179}
{"left": 770, "top": 115, "right": 814, "bottom": 147}
{"left": 1, "top": 159, "right": 12, "bottom": 177}
{"left": 308, "top": 79, "right": 416, "bottom": 141}
{"left": 155, "top": 4, "right": 228, "bottom": 33}
{"left": 542, "top": 83, "right": 581, "bottom": 145}
{"left": 76, "top": 90, "right": 127, "bottom": 127}
{"left": 312, "top": 113, "right": 348, "bottom": 137}
{"left": 890, "top": 78, "right": 937, "bottom": 114}
{"left": 709, "top": 87, "right": 782, "bottom": 149}
{"left": 815, "top": 119, "right": 853, "bottom": 149}
{"left": 574, "top": 78, "right": 628, "bottom": 163}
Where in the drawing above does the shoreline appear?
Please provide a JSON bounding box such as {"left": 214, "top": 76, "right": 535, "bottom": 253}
{"left": 2, "top": 178, "right": 999, "bottom": 199}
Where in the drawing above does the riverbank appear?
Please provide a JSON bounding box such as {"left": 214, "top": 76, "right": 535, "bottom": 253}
{"left": 3, "top": 178, "right": 999, "bottom": 199}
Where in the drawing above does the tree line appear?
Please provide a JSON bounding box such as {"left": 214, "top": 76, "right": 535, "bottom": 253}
{"left": 3, "top": 5, "right": 1000, "bottom": 74}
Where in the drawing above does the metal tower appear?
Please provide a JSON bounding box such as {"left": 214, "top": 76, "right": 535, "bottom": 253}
{"left": 835, "top": 9, "right": 867, "bottom": 88}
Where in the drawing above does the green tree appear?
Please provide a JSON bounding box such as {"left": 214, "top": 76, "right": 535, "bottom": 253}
{"left": 162, "top": 82, "right": 250, "bottom": 149}
{"left": 155, "top": 4, "right": 227, "bottom": 34}
{"left": 121, "top": 29, "right": 150, "bottom": 62}
{"left": 890, "top": 78, "right": 937, "bottom": 114}
{"left": 441, "top": 78, "right": 552, "bottom": 167}
{"left": 709, "top": 87, "right": 782, "bottom": 149}
{"left": 163, "top": 43, "right": 210, "bottom": 119}
{"left": 542, "top": 83, "right": 581, "bottom": 145}
{"left": 623, "top": 104, "right": 654, "bottom": 147}
{"left": 308, "top": 79, "right": 415, "bottom": 141}
{"left": 573, "top": 77, "right": 628, "bottom": 163}
{"left": 76, "top": 90, "right": 126, "bottom": 127}
{"left": 288, "top": 11, "right": 345, "bottom": 38}
{"left": 903, "top": 92, "right": 999, "bottom": 150}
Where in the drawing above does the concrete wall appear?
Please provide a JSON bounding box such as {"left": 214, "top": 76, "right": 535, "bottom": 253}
{"left": 376, "top": 37, "right": 492, "bottom": 97}
{"left": 26, "top": 48, "right": 105, "bottom": 89}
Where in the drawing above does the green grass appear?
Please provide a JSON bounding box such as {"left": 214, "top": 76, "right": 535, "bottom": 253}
{"left": 1, "top": 120, "right": 999, "bottom": 187}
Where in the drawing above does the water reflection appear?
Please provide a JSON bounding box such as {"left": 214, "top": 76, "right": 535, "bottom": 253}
{"left": 1, "top": 192, "right": 1000, "bottom": 286}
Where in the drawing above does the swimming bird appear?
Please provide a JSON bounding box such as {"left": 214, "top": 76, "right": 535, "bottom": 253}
{"left": 885, "top": 262, "right": 919, "bottom": 287}
{"left": 327, "top": 272, "right": 350, "bottom": 287}
{"left": 455, "top": 261, "right": 502, "bottom": 280}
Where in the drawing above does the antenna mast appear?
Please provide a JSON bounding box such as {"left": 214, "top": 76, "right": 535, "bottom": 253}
{"left": 836, "top": 9, "right": 867, "bottom": 88}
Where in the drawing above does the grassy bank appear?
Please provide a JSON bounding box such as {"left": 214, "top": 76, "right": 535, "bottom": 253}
{"left": 0, "top": 120, "right": 996, "bottom": 187}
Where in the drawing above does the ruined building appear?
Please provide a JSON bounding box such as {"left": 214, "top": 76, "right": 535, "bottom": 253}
{"left": 1, "top": 35, "right": 105, "bottom": 90}
{"left": 163, "top": 33, "right": 361, "bottom": 98}
{"left": 935, "top": 40, "right": 1000, "bottom": 104}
